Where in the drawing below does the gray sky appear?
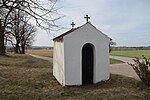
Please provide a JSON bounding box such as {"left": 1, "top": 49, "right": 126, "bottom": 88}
{"left": 34, "top": 0, "right": 150, "bottom": 47}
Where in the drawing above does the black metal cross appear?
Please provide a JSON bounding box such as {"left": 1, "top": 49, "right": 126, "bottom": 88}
{"left": 84, "top": 15, "right": 90, "bottom": 22}
{"left": 71, "top": 22, "right": 75, "bottom": 28}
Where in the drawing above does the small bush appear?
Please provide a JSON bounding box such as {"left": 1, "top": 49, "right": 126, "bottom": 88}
{"left": 128, "top": 56, "right": 150, "bottom": 86}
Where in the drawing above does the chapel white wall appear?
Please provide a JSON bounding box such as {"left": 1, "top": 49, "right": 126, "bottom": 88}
{"left": 53, "top": 40, "right": 65, "bottom": 85}
{"left": 64, "top": 23, "right": 110, "bottom": 85}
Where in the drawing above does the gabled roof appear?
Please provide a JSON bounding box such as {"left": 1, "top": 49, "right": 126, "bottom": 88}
{"left": 53, "top": 22, "right": 112, "bottom": 41}
{"left": 53, "top": 23, "right": 85, "bottom": 41}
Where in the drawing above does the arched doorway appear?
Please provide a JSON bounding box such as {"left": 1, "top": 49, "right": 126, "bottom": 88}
{"left": 82, "top": 43, "right": 94, "bottom": 85}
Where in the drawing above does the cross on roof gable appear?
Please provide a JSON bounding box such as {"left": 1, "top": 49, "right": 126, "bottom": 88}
{"left": 71, "top": 22, "right": 75, "bottom": 28}
{"left": 53, "top": 23, "right": 86, "bottom": 41}
{"left": 84, "top": 15, "right": 90, "bottom": 22}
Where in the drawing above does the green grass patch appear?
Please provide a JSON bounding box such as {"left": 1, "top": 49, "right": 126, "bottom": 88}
{"left": 0, "top": 54, "right": 150, "bottom": 99}
{"left": 110, "top": 58, "right": 124, "bottom": 64}
{"left": 111, "top": 50, "right": 150, "bottom": 58}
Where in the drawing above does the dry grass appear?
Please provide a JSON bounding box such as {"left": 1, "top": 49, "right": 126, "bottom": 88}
{"left": 26, "top": 49, "right": 53, "bottom": 57}
{"left": 0, "top": 54, "right": 150, "bottom": 100}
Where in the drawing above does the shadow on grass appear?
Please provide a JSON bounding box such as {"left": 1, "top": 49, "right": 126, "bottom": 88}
{"left": 0, "top": 54, "right": 150, "bottom": 100}
{"left": 59, "top": 74, "right": 150, "bottom": 100}
{"left": 1, "top": 73, "right": 150, "bottom": 100}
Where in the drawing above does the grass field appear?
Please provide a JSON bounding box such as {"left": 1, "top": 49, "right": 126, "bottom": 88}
{"left": 110, "top": 58, "right": 124, "bottom": 64}
{"left": 0, "top": 54, "right": 150, "bottom": 99}
{"left": 111, "top": 50, "right": 150, "bottom": 59}
{"left": 26, "top": 49, "right": 53, "bottom": 57}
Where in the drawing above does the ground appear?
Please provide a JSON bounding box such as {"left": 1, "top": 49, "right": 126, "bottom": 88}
{"left": 26, "top": 49, "right": 53, "bottom": 57}
{"left": 110, "top": 63, "right": 139, "bottom": 80}
{"left": 27, "top": 49, "right": 124, "bottom": 64}
{"left": 0, "top": 54, "right": 150, "bottom": 100}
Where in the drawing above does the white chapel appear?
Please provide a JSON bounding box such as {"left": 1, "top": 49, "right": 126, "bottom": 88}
{"left": 53, "top": 15, "right": 111, "bottom": 86}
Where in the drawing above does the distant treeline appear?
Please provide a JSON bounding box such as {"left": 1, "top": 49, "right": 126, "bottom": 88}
{"left": 6, "top": 46, "right": 53, "bottom": 52}
{"left": 111, "top": 46, "right": 150, "bottom": 50}
{"left": 29, "top": 46, "right": 53, "bottom": 50}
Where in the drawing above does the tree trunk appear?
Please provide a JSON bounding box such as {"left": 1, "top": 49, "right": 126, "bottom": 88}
{"left": 0, "top": 21, "right": 5, "bottom": 56}
{"left": 15, "top": 44, "right": 18, "bottom": 53}
{"left": 21, "top": 36, "right": 26, "bottom": 54}
{"left": 21, "top": 44, "right": 25, "bottom": 54}
{"left": 15, "top": 41, "right": 20, "bottom": 54}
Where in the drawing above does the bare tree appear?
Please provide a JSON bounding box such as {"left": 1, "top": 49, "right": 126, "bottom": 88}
{"left": 0, "top": 19, "right": 5, "bottom": 55}
{"left": 20, "top": 23, "right": 36, "bottom": 54}
{"left": 109, "top": 40, "right": 117, "bottom": 52}
{"left": 110, "top": 41, "right": 117, "bottom": 46}
{"left": 0, "top": 0, "right": 62, "bottom": 55}
{"left": 6, "top": 8, "right": 36, "bottom": 54}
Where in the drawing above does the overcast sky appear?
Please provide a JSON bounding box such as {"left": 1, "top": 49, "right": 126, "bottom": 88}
{"left": 34, "top": 0, "right": 150, "bottom": 47}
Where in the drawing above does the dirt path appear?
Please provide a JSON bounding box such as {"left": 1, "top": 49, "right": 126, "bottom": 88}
{"left": 110, "top": 63, "right": 139, "bottom": 80}
{"left": 29, "top": 54, "right": 53, "bottom": 62}
{"left": 110, "top": 56, "right": 140, "bottom": 80}
{"left": 110, "top": 56, "right": 135, "bottom": 63}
